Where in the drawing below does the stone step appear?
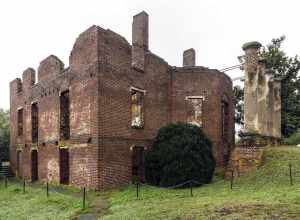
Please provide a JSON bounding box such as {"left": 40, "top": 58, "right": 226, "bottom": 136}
{"left": 0, "top": 165, "right": 14, "bottom": 177}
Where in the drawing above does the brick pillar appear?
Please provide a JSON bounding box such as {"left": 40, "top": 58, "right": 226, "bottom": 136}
{"left": 273, "top": 79, "right": 281, "bottom": 138}
{"left": 265, "top": 69, "right": 274, "bottom": 137}
{"left": 132, "top": 11, "right": 149, "bottom": 72}
{"left": 242, "top": 41, "right": 261, "bottom": 133}
{"left": 256, "top": 59, "right": 268, "bottom": 136}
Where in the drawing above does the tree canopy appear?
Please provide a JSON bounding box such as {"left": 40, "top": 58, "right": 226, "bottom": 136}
{"left": 0, "top": 109, "right": 10, "bottom": 161}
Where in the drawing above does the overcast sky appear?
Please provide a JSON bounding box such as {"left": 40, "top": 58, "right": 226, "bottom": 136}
{"left": 0, "top": 0, "right": 299, "bottom": 109}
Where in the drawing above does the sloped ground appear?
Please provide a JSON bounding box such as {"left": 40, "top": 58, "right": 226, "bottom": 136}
{"left": 0, "top": 180, "right": 103, "bottom": 220}
{"left": 101, "top": 146, "right": 300, "bottom": 220}
{"left": 1, "top": 146, "right": 300, "bottom": 220}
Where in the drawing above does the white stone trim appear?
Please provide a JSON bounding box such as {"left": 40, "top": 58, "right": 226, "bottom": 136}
{"left": 59, "top": 89, "right": 70, "bottom": 96}
{"left": 130, "top": 86, "right": 146, "bottom": 94}
{"left": 130, "top": 145, "right": 147, "bottom": 151}
{"left": 185, "top": 96, "right": 205, "bottom": 101}
{"left": 17, "top": 107, "right": 23, "bottom": 110}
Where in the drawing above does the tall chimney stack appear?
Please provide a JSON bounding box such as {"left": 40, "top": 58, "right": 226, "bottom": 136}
{"left": 132, "top": 11, "right": 149, "bottom": 72}
{"left": 183, "top": 48, "right": 195, "bottom": 67}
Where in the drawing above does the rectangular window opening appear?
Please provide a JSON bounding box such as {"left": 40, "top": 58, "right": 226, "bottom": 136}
{"left": 17, "top": 109, "right": 23, "bottom": 136}
{"left": 131, "top": 90, "right": 144, "bottom": 129}
{"left": 186, "top": 97, "right": 203, "bottom": 127}
{"left": 60, "top": 91, "right": 70, "bottom": 140}
{"left": 31, "top": 103, "right": 38, "bottom": 143}
{"left": 17, "top": 83, "right": 22, "bottom": 94}
{"left": 221, "top": 101, "right": 229, "bottom": 138}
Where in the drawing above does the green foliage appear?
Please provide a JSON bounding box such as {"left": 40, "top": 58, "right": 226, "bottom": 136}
{"left": 283, "top": 129, "right": 300, "bottom": 145}
{"left": 0, "top": 108, "right": 10, "bottom": 161}
{"left": 260, "top": 36, "right": 300, "bottom": 137}
{"left": 145, "top": 122, "right": 215, "bottom": 187}
{"left": 233, "top": 85, "right": 244, "bottom": 125}
{"left": 234, "top": 36, "right": 300, "bottom": 138}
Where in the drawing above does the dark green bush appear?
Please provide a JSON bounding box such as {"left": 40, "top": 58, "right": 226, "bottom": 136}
{"left": 145, "top": 122, "right": 215, "bottom": 187}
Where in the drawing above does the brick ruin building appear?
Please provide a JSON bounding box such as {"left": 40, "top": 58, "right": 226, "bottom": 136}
{"left": 9, "top": 11, "right": 234, "bottom": 190}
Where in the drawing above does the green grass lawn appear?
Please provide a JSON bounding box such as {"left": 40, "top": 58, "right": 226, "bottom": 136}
{"left": 0, "top": 180, "right": 98, "bottom": 220}
{"left": 1, "top": 146, "right": 300, "bottom": 220}
{"left": 102, "top": 146, "right": 300, "bottom": 220}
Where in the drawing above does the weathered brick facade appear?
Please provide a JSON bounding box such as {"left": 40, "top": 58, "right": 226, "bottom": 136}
{"left": 9, "top": 11, "right": 234, "bottom": 190}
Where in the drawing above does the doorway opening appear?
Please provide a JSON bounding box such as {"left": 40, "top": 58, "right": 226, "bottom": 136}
{"left": 31, "top": 150, "right": 38, "bottom": 182}
{"left": 59, "top": 148, "right": 69, "bottom": 184}
{"left": 16, "top": 150, "right": 21, "bottom": 177}
{"left": 132, "top": 146, "right": 145, "bottom": 183}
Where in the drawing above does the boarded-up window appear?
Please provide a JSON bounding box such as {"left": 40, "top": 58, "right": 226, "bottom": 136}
{"left": 186, "top": 97, "right": 203, "bottom": 127}
{"left": 131, "top": 90, "right": 144, "bottom": 128}
{"left": 17, "top": 109, "right": 23, "bottom": 136}
{"left": 60, "top": 91, "right": 70, "bottom": 140}
{"left": 31, "top": 103, "right": 38, "bottom": 143}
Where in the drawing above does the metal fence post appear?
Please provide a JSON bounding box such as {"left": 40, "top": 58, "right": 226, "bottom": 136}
{"left": 23, "top": 179, "right": 26, "bottom": 193}
{"left": 289, "top": 163, "right": 293, "bottom": 186}
{"left": 46, "top": 182, "right": 49, "bottom": 197}
{"left": 136, "top": 182, "right": 139, "bottom": 199}
{"left": 230, "top": 170, "right": 234, "bottom": 190}
{"left": 5, "top": 176, "right": 7, "bottom": 188}
{"left": 83, "top": 187, "right": 86, "bottom": 210}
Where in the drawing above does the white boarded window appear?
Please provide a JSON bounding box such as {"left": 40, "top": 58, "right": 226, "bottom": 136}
{"left": 131, "top": 89, "right": 144, "bottom": 128}
{"left": 186, "top": 96, "right": 204, "bottom": 127}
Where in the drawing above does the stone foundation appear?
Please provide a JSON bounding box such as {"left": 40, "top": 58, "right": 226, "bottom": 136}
{"left": 225, "top": 134, "right": 280, "bottom": 178}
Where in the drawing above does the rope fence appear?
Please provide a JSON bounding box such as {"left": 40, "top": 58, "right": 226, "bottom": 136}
{"left": 1, "top": 162, "right": 300, "bottom": 204}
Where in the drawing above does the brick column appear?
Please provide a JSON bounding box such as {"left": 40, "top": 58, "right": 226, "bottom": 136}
{"left": 242, "top": 41, "right": 262, "bottom": 133}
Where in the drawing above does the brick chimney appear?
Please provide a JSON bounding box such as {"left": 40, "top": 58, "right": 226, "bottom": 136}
{"left": 132, "top": 11, "right": 149, "bottom": 72}
{"left": 183, "top": 48, "right": 195, "bottom": 67}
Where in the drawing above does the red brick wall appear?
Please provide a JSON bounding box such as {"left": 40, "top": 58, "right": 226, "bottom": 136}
{"left": 97, "top": 29, "right": 170, "bottom": 189}
{"left": 10, "top": 22, "right": 234, "bottom": 190}
{"left": 170, "top": 67, "right": 235, "bottom": 166}
{"left": 9, "top": 26, "right": 101, "bottom": 189}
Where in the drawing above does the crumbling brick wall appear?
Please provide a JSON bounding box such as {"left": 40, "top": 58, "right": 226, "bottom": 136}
{"left": 170, "top": 67, "right": 235, "bottom": 167}
{"left": 9, "top": 11, "right": 234, "bottom": 190}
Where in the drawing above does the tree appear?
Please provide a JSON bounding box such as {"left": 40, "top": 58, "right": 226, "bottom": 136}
{"left": 233, "top": 85, "right": 244, "bottom": 125}
{"left": 234, "top": 36, "right": 300, "bottom": 137}
{"left": 145, "top": 122, "right": 215, "bottom": 187}
{"left": 0, "top": 109, "right": 10, "bottom": 161}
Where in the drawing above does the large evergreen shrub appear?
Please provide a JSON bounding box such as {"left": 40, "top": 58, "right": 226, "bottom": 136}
{"left": 145, "top": 122, "right": 215, "bottom": 187}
